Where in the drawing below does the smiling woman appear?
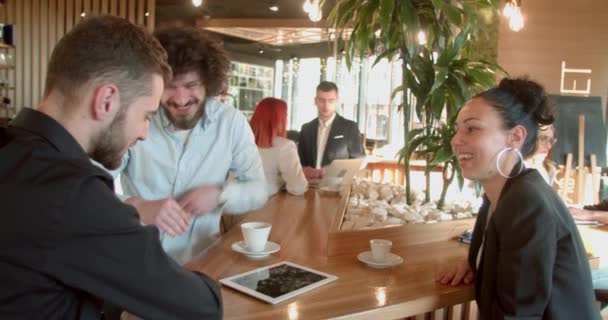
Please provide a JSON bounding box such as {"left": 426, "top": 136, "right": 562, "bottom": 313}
{"left": 438, "top": 78, "right": 599, "bottom": 319}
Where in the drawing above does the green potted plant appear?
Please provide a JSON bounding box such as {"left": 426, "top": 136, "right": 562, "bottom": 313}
{"left": 325, "top": 0, "right": 506, "bottom": 207}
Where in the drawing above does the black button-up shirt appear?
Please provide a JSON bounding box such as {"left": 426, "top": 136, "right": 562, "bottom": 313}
{"left": 0, "top": 109, "right": 222, "bottom": 319}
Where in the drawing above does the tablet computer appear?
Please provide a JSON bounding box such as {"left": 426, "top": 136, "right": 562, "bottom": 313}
{"left": 219, "top": 261, "right": 338, "bottom": 304}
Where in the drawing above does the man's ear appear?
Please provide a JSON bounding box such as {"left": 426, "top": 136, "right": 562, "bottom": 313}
{"left": 509, "top": 124, "right": 527, "bottom": 149}
{"left": 91, "top": 83, "right": 119, "bottom": 121}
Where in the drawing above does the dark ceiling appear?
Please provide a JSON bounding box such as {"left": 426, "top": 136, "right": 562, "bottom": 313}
{"left": 155, "top": 0, "right": 338, "bottom": 61}
{"left": 156, "top": 0, "right": 320, "bottom": 22}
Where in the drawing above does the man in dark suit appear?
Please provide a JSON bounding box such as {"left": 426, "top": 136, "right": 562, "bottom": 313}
{"left": 298, "top": 81, "right": 365, "bottom": 180}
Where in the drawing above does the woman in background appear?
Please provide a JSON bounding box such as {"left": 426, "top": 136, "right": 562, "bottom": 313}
{"left": 436, "top": 78, "right": 597, "bottom": 319}
{"left": 525, "top": 124, "right": 558, "bottom": 186}
{"left": 250, "top": 98, "right": 308, "bottom": 196}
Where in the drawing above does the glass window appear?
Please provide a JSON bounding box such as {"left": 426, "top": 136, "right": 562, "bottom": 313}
{"left": 334, "top": 57, "right": 360, "bottom": 122}
{"left": 292, "top": 58, "right": 321, "bottom": 130}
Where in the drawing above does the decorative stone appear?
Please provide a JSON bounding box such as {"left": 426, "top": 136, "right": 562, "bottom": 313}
{"left": 341, "top": 178, "right": 479, "bottom": 230}
{"left": 385, "top": 217, "right": 404, "bottom": 226}
{"left": 370, "top": 207, "right": 388, "bottom": 221}
{"left": 403, "top": 211, "right": 423, "bottom": 222}
{"left": 455, "top": 212, "right": 473, "bottom": 219}
{"left": 379, "top": 185, "right": 393, "bottom": 201}
{"left": 437, "top": 213, "right": 453, "bottom": 221}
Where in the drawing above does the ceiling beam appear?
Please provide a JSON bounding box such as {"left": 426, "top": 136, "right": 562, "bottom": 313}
{"left": 196, "top": 18, "right": 328, "bottom": 28}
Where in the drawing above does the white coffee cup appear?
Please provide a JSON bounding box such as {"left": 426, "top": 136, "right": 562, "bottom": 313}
{"left": 241, "top": 222, "right": 271, "bottom": 252}
{"left": 370, "top": 239, "right": 392, "bottom": 262}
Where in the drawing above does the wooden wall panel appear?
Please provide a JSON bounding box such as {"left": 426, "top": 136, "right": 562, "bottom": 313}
{"left": 3, "top": 0, "right": 156, "bottom": 111}
{"left": 49, "top": 1, "right": 57, "bottom": 57}
{"left": 83, "top": 0, "right": 90, "bottom": 17}
{"left": 92, "top": 0, "right": 100, "bottom": 15}
{"left": 39, "top": 0, "right": 48, "bottom": 104}
{"left": 23, "top": 1, "right": 31, "bottom": 108}
{"left": 74, "top": 0, "right": 82, "bottom": 24}
{"left": 146, "top": 0, "right": 154, "bottom": 32}
{"left": 110, "top": 0, "right": 117, "bottom": 16}
{"left": 56, "top": 0, "right": 65, "bottom": 43}
{"left": 15, "top": 0, "right": 23, "bottom": 110}
{"left": 32, "top": 0, "right": 40, "bottom": 107}
{"left": 128, "top": 0, "right": 135, "bottom": 23}
{"left": 119, "top": 0, "right": 126, "bottom": 19}
{"left": 497, "top": 0, "right": 608, "bottom": 118}
{"left": 101, "top": 0, "right": 108, "bottom": 14}
{"left": 65, "top": 0, "right": 74, "bottom": 30}
{"left": 137, "top": 0, "right": 144, "bottom": 26}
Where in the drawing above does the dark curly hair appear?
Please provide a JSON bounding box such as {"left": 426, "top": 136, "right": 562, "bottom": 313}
{"left": 476, "top": 77, "right": 556, "bottom": 158}
{"left": 154, "top": 27, "right": 230, "bottom": 97}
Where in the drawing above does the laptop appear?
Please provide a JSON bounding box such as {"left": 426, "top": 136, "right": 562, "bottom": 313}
{"left": 309, "top": 158, "right": 365, "bottom": 188}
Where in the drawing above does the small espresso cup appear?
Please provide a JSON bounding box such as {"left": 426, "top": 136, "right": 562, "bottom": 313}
{"left": 370, "top": 239, "right": 392, "bottom": 262}
{"left": 241, "top": 222, "right": 271, "bottom": 252}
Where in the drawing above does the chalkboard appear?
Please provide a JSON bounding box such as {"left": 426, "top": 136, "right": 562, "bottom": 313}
{"left": 550, "top": 95, "right": 606, "bottom": 167}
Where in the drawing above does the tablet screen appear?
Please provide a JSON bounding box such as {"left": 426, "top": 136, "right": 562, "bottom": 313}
{"left": 220, "top": 261, "right": 337, "bottom": 304}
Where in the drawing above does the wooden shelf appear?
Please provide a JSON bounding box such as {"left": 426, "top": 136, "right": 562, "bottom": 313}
{"left": 0, "top": 65, "right": 14, "bottom": 70}
{"left": 0, "top": 44, "right": 14, "bottom": 49}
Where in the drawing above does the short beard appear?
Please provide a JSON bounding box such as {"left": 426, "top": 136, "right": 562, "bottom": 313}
{"left": 162, "top": 98, "right": 205, "bottom": 130}
{"left": 90, "top": 109, "right": 128, "bottom": 170}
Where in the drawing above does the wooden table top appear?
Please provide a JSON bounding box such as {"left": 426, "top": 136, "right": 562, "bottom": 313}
{"left": 187, "top": 190, "right": 473, "bottom": 320}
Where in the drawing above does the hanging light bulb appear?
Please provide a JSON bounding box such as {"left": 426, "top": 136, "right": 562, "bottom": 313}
{"left": 503, "top": 1, "right": 514, "bottom": 17}
{"left": 509, "top": 6, "right": 524, "bottom": 32}
{"left": 417, "top": 31, "right": 427, "bottom": 45}
{"left": 308, "top": 0, "right": 322, "bottom": 22}
{"left": 192, "top": 0, "right": 202, "bottom": 7}
{"left": 308, "top": 9, "right": 322, "bottom": 22}
{"left": 302, "top": 0, "right": 312, "bottom": 13}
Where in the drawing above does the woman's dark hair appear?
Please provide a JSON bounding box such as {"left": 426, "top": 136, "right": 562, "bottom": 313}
{"left": 475, "top": 77, "right": 555, "bottom": 158}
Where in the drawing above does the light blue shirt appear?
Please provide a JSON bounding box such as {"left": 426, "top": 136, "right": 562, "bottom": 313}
{"left": 116, "top": 98, "right": 268, "bottom": 264}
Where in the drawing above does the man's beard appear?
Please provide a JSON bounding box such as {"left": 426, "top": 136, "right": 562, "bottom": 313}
{"left": 90, "top": 109, "right": 129, "bottom": 170}
{"left": 162, "top": 98, "right": 205, "bottom": 130}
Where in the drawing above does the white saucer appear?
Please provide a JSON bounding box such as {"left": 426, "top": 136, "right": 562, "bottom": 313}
{"left": 357, "top": 251, "right": 403, "bottom": 268}
{"left": 231, "top": 240, "right": 280, "bottom": 258}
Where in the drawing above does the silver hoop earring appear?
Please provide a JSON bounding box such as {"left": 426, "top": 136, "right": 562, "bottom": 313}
{"left": 496, "top": 147, "right": 525, "bottom": 178}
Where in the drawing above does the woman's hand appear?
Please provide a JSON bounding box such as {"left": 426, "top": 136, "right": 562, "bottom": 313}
{"left": 435, "top": 258, "right": 475, "bottom": 286}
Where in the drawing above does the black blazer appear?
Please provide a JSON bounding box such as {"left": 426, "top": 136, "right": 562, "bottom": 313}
{"left": 468, "top": 168, "right": 599, "bottom": 319}
{"left": 0, "top": 109, "right": 222, "bottom": 320}
{"left": 297, "top": 114, "right": 365, "bottom": 168}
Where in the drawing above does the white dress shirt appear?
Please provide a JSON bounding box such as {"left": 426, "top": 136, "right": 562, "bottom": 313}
{"left": 258, "top": 136, "right": 308, "bottom": 196}
{"left": 316, "top": 113, "right": 336, "bottom": 169}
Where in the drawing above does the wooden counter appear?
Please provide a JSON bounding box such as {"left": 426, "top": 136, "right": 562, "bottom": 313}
{"left": 186, "top": 190, "right": 476, "bottom": 319}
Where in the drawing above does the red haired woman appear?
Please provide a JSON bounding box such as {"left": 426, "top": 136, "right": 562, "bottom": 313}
{"left": 250, "top": 98, "right": 308, "bottom": 196}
